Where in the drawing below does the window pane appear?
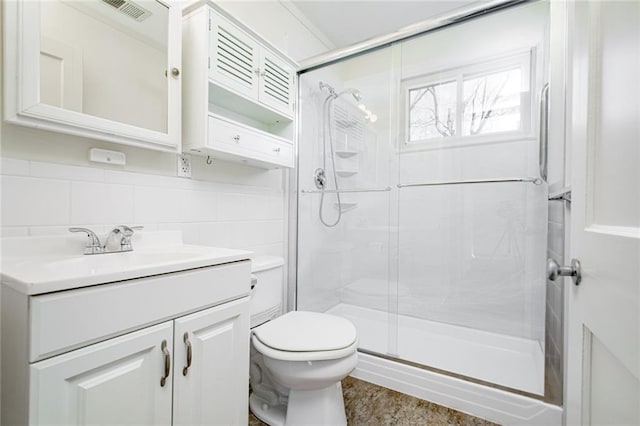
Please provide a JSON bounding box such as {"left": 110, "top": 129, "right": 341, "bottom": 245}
{"left": 462, "top": 68, "right": 522, "bottom": 136}
{"left": 408, "top": 80, "right": 457, "bottom": 142}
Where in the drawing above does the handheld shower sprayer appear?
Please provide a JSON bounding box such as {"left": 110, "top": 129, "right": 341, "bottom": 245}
{"left": 316, "top": 82, "right": 363, "bottom": 227}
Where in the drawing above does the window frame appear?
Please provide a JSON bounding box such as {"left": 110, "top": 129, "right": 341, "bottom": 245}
{"left": 401, "top": 49, "right": 535, "bottom": 151}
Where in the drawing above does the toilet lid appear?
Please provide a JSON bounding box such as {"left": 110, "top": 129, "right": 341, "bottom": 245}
{"left": 253, "top": 311, "right": 357, "bottom": 352}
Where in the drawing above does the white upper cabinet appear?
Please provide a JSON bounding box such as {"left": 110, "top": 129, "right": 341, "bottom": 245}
{"left": 209, "top": 13, "right": 261, "bottom": 100}
{"left": 182, "top": 1, "right": 297, "bottom": 169}
{"left": 258, "top": 50, "right": 296, "bottom": 117}
{"left": 207, "top": 9, "right": 295, "bottom": 120}
{"left": 2, "top": 0, "right": 182, "bottom": 152}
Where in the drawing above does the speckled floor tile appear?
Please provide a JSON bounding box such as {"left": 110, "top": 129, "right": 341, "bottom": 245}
{"left": 248, "top": 376, "right": 499, "bottom": 425}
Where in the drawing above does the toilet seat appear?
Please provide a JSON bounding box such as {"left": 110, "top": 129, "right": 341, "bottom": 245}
{"left": 252, "top": 334, "right": 358, "bottom": 362}
{"left": 252, "top": 311, "right": 358, "bottom": 361}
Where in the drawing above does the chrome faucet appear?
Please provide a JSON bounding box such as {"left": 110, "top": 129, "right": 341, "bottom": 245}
{"left": 69, "top": 227, "right": 104, "bottom": 255}
{"left": 69, "top": 225, "right": 144, "bottom": 255}
{"left": 103, "top": 225, "right": 144, "bottom": 252}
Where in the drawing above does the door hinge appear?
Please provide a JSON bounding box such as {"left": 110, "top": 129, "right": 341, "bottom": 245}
{"left": 208, "top": 18, "right": 211, "bottom": 31}
{"left": 208, "top": 56, "right": 211, "bottom": 69}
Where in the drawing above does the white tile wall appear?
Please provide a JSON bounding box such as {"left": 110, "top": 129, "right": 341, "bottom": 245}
{"left": 0, "top": 158, "right": 286, "bottom": 257}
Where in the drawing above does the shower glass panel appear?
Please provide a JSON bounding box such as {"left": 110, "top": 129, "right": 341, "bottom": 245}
{"left": 296, "top": 1, "right": 551, "bottom": 398}
{"left": 297, "top": 47, "right": 396, "bottom": 356}
{"left": 397, "top": 182, "right": 547, "bottom": 394}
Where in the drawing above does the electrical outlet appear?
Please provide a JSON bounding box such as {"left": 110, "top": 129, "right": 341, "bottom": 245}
{"left": 177, "top": 153, "right": 191, "bottom": 178}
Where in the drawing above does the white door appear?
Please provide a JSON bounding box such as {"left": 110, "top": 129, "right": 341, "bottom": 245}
{"left": 565, "top": 1, "right": 640, "bottom": 425}
{"left": 209, "top": 10, "right": 260, "bottom": 100}
{"left": 258, "top": 50, "right": 295, "bottom": 118}
{"left": 29, "top": 322, "right": 174, "bottom": 425}
{"left": 172, "top": 298, "right": 250, "bottom": 426}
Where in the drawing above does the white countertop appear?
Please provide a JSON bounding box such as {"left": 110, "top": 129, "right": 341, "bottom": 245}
{"left": 1, "top": 231, "right": 252, "bottom": 295}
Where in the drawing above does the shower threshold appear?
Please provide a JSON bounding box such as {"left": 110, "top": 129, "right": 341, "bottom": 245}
{"left": 326, "top": 303, "right": 544, "bottom": 395}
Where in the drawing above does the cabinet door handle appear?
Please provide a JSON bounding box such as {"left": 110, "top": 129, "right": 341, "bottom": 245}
{"left": 182, "top": 332, "right": 193, "bottom": 376}
{"left": 160, "top": 339, "right": 171, "bottom": 387}
{"left": 273, "top": 147, "right": 281, "bottom": 153}
{"left": 233, "top": 135, "right": 240, "bottom": 143}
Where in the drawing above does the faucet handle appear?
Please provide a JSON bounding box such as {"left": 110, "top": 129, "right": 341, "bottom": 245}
{"left": 69, "top": 227, "right": 103, "bottom": 255}
{"left": 115, "top": 225, "right": 144, "bottom": 250}
{"left": 120, "top": 225, "right": 144, "bottom": 235}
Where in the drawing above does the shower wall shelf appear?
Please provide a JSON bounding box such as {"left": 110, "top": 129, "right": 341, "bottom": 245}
{"left": 334, "top": 202, "right": 358, "bottom": 213}
{"left": 181, "top": 1, "right": 297, "bottom": 169}
{"left": 336, "top": 150, "right": 358, "bottom": 158}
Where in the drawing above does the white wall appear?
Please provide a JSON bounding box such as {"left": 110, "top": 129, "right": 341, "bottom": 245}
{"left": 1, "top": 157, "right": 285, "bottom": 253}
{"left": 0, "top": 0, "right": 329, "bottom": 411}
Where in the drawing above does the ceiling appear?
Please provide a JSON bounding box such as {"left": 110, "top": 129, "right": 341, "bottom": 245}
{"left": 289, "top": 0, "right": 480, "bottom": 50}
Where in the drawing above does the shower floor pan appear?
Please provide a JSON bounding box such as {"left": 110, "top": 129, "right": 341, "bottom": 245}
{"left": 326, "top": 303, "right": 544, "bottom": 395}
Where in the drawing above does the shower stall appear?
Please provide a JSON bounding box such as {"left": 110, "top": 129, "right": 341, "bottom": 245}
{"left": 294, "top": 1, "right": 563, "bottom": 422}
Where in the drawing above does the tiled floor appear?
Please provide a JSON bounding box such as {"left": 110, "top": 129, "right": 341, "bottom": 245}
{"left": 249, "top": 376, "right": 498, "bottom": 425}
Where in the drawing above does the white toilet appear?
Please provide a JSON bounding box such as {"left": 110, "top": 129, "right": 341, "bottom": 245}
{"left": 249, "top": 257, "right": 358, "bottom": 426}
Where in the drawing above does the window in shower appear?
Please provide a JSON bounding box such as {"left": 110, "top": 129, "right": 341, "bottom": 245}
{"left": 408, "top": 80, "right": 458, "bottom": 141}
{"left": 404, "top": 50, "right": 532, "bottom": 148}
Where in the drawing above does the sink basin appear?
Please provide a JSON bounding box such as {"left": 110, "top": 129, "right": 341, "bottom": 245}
{"left": 0, "top": 232, "right": 252, "bottom": 295}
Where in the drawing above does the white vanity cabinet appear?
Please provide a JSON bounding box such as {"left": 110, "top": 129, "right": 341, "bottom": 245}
{"left": 173, "top": 299, "right": 249, "bottom": 425}
{"left": 30, "top": 322, "right": 175, "bottom": 425}
{"left": 182, "top": 1, "right": 297, "bottom": 169}
{"left": 2, "top": 258, "right": 251, "bottom": 426}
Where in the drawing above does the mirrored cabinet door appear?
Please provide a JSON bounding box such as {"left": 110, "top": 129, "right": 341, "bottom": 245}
{"left": 3, "top": 0, "right": 181, "bottom": 152}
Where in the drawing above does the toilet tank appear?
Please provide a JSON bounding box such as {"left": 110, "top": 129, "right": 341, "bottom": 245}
{"left": 250, "top": 256, "right": 285, "bottom": 328}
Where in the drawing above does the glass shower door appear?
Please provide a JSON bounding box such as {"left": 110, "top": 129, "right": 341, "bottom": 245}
{"left": 296, "top": 46, "right": 397, "bottom": 357}
{"left": 394, "top": 1, "right": 550, "bottom": 395}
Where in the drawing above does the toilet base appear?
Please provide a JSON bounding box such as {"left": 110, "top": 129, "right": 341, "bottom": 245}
{"left": 249, "top": 393, "right": 286, "bottom": 426}
{"left": 249, "top": 382, "right": 347, "bottom": 426}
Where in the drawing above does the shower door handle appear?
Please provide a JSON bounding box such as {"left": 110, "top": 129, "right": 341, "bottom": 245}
{"left": 539, "top": 83, "right": 550, "bottom": 182}
{"left": 547, "top": 258, "right": 582, "bottom": 286}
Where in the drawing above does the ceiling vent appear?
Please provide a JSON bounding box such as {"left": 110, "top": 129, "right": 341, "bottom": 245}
{"left": 101, "top": 0, "right": 152, "bottom": 22}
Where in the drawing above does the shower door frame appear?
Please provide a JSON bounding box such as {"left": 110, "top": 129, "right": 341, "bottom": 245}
{"left": 289, "top": 0, "right": 566, "bottom": 423}
{"left": 288, "top": 0, "right": 535, "bottom": 313}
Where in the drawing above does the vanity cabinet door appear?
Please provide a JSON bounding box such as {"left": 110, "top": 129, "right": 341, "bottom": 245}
{"left": 258, "top": 50, "right": 296, "bottom": 118}
{"left": 173, "top": 297, "right": 250, "bottom": 426}
{"left": 209, "top": 11, "right": 260, "bottom": 100}
{"left": 29, "top": 322, "right": 174, "bottom": 426}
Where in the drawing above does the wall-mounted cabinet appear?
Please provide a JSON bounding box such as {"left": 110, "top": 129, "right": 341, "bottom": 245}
{"left": 2, "top": 0, "right": 182, "bottom": 152}
{"left": 182, "top": 1, "right": 297, "bottom": 169}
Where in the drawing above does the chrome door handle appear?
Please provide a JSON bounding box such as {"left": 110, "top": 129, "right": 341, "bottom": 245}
{"left": 547, "top": 258, "right": 582, "bottom": 285}
{"left": 539, "top": 83, "right": 550, "bottom": 182}
{"left": 182, "top": 332, "right": 192, "bottom": 376}
{"left": 160, "top": 339, "right": 171, "bottom": 387}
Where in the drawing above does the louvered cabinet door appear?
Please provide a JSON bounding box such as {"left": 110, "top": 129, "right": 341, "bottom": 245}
{"left": 258, "top": 50, "right": 295, "bottom": 118}
{"left": 208, "top": 12, "right": 260, "bottom": 99}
